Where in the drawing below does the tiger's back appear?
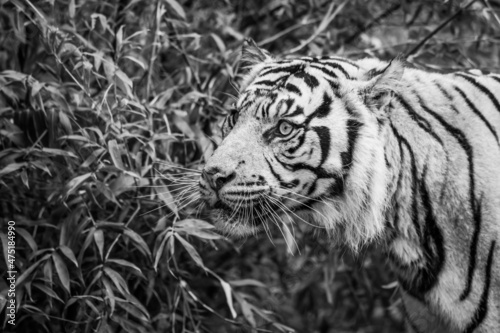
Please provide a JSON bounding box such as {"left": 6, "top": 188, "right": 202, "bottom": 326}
{"left": 364, "top": 60, "right": 500, "bottom": 332}
{"left": 199, "top": 41, "right": 500, "bottom": 332}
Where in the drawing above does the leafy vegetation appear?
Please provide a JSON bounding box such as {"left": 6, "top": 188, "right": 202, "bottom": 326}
{"left": 0, "top": 0, "right": 499, "bottom": 332}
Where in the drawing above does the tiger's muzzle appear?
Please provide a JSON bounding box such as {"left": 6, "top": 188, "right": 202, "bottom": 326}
{"left": 200, "top": 167, "right": 273, "bottom": 225}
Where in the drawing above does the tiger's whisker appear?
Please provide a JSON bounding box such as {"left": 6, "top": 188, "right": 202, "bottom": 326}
{"left": 266, "top": 194, "right": 324, "bottom": 230}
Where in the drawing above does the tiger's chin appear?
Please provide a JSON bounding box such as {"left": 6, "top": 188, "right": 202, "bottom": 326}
{"left": 210, "top": 208, "right": 267, "bottom": 238}
{"left": 214, "top": 219, "right": 264, "bottom": 238}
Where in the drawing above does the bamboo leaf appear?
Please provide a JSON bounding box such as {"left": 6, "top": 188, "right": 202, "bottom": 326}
{"left": 220, "top": 279, "right": 237, "bottom": 319}
{"left": 165, "top": 0, "right": 186, "bottom": 19}
{"left": 102, "top": 277, "right": 116, "bottom": 314}
{"left": 33, "top": 282, "right": 64, "bottom": 303}
{"left": 59, "top": 245, "right": 78, "bottom": 267}
{"left": 17, "top": 256, "right": 48, "bottom": 287}
{"left": 174, "top": 218, "right": 214, "bottom": 229}
{"left": 94, "top": 229, "right": 104, "bottom": 260}
{"left": 107, "top": 259, "right": 144, "bottom": 278}
{"left": 116, "top": 301, "right": 149, "bottom": 322}
{"left": 108, "top": 140, "right": 125, "bottom": 170}
{"left": 104, "top": 267, "right": 129, "bottom": 295}
{"left": 123, "top": 229, "right": 151, "bottom": 258}
{"left": 0, "top": 162, "right": 27, "bottom": 177}
{"left": 65, "top": 173, "right": 92, "bottom": 196}
{"left": 174, "top": 234, "right": 206, "bottom": 270}
{"left": 154, "top": 185, "right": 177, "bottom": 215}
{"left": 52, "top": 252, "right": 71, "bottom": 294}
{"left": 16, "top": 228, "right": 37, "bottom": 252}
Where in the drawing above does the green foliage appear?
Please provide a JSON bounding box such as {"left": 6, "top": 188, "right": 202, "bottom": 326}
{"left": 0, "top": 0, "right": 499, "bottom": 332}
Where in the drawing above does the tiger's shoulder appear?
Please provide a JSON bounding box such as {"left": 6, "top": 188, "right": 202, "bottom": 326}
{"left": 317, "top": 56, "right": 500, "bottom": 84}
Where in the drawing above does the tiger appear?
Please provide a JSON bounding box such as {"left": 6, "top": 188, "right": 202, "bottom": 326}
{"left": 198, "top": 39, "right": 500, "bottom": 332}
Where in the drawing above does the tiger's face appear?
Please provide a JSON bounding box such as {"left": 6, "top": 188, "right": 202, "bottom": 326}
{"left": 199, "top": 41, "right": 402, "bottom": 248}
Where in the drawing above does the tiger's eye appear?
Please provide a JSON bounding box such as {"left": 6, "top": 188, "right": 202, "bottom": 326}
{"left": 278, "top": 121, "right": 293, "bottom": 136}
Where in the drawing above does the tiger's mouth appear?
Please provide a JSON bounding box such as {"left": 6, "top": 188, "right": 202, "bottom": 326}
{"left": 211, "top": 199, "right": 276, "bottom": 225}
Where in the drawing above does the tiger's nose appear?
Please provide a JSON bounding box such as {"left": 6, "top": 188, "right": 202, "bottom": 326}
{"left": 203, "top": 167, "right": 236, "bottom": 191}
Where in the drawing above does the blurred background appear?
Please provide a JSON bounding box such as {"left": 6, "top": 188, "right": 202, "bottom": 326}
{"left": 0, "top": 0, "right": 499, "bottom": 332}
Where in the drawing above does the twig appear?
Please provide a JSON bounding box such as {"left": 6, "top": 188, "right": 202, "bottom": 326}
{"left": 258, "top": 17, "right": 322, "bottom": 47}
{"left": 345, "top": 35, "right": 500, "bottom": 57}
{"left": 147, "top": 0, "right": 162, "bottom": 97}
{"left": 405, "top": 0, "right": 480, "bottom": 58}
{"left": 483, "top": 0, "right": 500, "bottom": 28}
{"left": 288, "top": 1, "right": 348, "bottom": 54}
{"left": 344, "top": 1, "right": 402, "bottom": 45}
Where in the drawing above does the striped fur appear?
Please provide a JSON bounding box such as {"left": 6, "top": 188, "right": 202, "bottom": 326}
{"left": 199, "top": 40, "right": 500, "bottom": 332}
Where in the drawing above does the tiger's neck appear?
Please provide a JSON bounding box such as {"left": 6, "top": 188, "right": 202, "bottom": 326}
{"left": 381, "top": 99, "right": 448, "bottom": 297}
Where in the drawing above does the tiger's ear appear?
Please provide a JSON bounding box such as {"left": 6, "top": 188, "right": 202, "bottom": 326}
{"left": 241, "top": 38, "right": 273, "bottom": 67}
{"left": 362, "top": 59, "right": 404, "bottom": 111}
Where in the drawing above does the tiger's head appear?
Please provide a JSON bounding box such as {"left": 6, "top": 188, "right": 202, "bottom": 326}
{"left": 199, "top": 40, "right": 404, "bottom": 250}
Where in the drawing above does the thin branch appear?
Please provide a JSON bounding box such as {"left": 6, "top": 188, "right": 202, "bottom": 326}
{"left": 287, "top": 1, "right": 348, "bottom": 54}
{"left": 345, "top": 35, "right": 500, "bottom": 57}
{"left": 483, "top": 0, "right": 500, "bottom": 28}
{"left": 344, "top": 1, "right": 402, "bottom": 45}
{"left": 405, "top": 0, "right": 480, "bottom": 58}
{"left": 147, "top": 0, "right": 162, "bottom": 97}
{"left": 258, "top": 17, "right": 322, "bottom": 47}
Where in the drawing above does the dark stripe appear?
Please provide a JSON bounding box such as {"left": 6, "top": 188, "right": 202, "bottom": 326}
{"left": 325, "top": 79, "right": 342, "bottom": 99}
{"left": 454, "top": 87, "right": 499, "bottom": 144}
{"left": 312, "top": 126, "right": 331, "bottom": 166}
{"left": 276, "top": 156, "right": 334, "bottom": 178}
{"left": 393, "top": 136, "right": 405, "bottom": 230}
{"left": 321, "top": 62, "right": 352, "bottom": 79}
{"left": 340, "top": 119, "right": 361, "bottom": 171}
{"left": 390, "top": 124, "right": 421, "bottom": 241}
{"left": 396, "top": 95, "right": 445, "bottom": 146}
{"left": 326, "top": 78, "right": 340, "bottom": 90}
{"left": 293, "top": 71, "right": 319, "bottom": 88}
{"left": 263, "top": 100, "right": 272, "bottom": 119}
{"left": 396, "top": 93, "right": 450, "bottom": 200}
{"left": 259, "top": 64, "right": 303, "bottom": 77}
{"left": 414, "top": 163, "right": 445, "bottom": 294}
{"left": 307, "top": 180, "right": 317, "bottom": 196}
{"left": 490, "top": 75, "right": 500, "bottom": 85}
{"left": 283, "top": 106, "right": 304, "bottom": 118}
{"left": 286, "top": 131, "right": 305, "bottom": 154}
{"left": 416, "top": 97, "right": 479, "bottom": 301}
{"left": 312, "top": 92, "right": 332, "bottom": 119}
{"left": 262, "top": 127, "right": 274, "bottom": 144}
{"left": 464, "top": 240, "right": 496, "bottom": 333}
{"left": 253, "top": 79, "right": 280, "bottom": 87}
{"left": 309, "top": 64, "right": 339, "bottom": 80}
{"left": 456, "top": 73, "right": 500, "bottom": 113}
{"left": 282, "top": 147, "right": 307, "bottom": 160}
{"left": 263, "top": 93, "right": 279, "bottom": 118}
{"left": 328, "top": 175, "right": 345, "bottom": 196}
{"left": 276, "top": 98, "right": 295, "bottom": 117}
{"left": 460, "top": 199, "right": 483, "bottom": 301}
{"left": 434, "top": 82, "right": 454, "bottom": 103}
{"left": 284, "top": 83, "right": 302, "bottom": 95}
{"left": 264, "top": 157, "right": 297, "bottom": 189}
{"left": 320, "top": 56, "right": 360, "bottom": 68}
